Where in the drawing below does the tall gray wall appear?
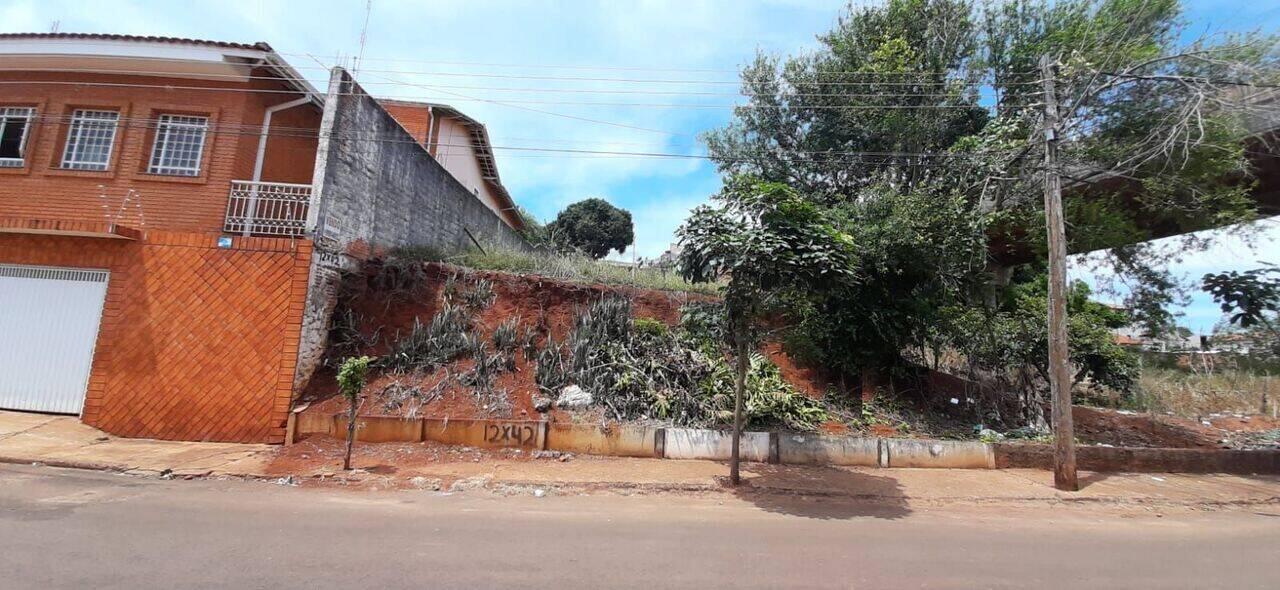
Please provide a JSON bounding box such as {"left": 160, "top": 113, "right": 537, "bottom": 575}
{"left": 309, "top": 69, "right": 528, "bottom": 253}
{"left": 294, "top": 67, "right": 529, "bottom": 393}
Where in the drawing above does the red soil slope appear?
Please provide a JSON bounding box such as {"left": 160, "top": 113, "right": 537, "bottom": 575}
{"left": 302, "top": 262, "right": 828, "bottom": 422}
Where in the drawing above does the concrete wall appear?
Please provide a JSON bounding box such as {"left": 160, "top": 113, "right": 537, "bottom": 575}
{"left": 546, "top": 423, "right": 660, "bottom": 458}
{"left": 779, "top": 434, "right": 879, "bottom": 466}
{"left": 664, "top": 428, "right": 772, "bottom": 463}
{"left": 309, "top": 68, "right": 528, "bottom": 255}
{"left": 883, "top": 439, "right": 995, "bottom": 469}
{"left": 328, "top": 415, "right": 546, "bottom": 449}
{"left": 295, "top": 414, "right": 1280, "bottom": 473}
{"left": 995, "top": 443, "right": 1280, "bottom": 475}
{"left": 293, "top": 67, "right": 530, "bottom": 394}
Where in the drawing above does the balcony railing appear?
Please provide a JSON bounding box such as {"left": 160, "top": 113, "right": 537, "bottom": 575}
{"left": 223, "top": 180, "right": 312, "bottom": 237}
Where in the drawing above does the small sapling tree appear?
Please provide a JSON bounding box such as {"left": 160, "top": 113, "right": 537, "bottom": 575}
{"left": 338, "top": 356, "right": 373, "bottom": 471}
{"left": 678, "top": 176, "right": 855, "bottom": 484}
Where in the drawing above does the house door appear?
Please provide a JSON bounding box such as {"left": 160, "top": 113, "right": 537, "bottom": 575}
{"left": 0, "top": 264, "right": 109, "bottom": 414}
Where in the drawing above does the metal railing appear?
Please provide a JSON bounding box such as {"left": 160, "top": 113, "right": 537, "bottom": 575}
{"left": 223, "top": 180, "right": 312, "bottom": 237}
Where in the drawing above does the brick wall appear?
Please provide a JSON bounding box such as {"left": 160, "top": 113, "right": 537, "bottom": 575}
{"left": 0, "top": 231, "right": 311, "bottom": 443}
{"left": 0, "top": 71, "right": 320, "bottom": 234}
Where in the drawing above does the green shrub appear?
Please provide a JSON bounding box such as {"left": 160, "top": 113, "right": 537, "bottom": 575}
{"left": 632, "top": 317, "right": 670, "bottom": 339}
{"left": 337, "top": 356, "right": 374, "bottom": 401}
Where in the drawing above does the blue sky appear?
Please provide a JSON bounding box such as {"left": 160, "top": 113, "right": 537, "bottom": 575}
{"left": 3, "top": 0, "right": 1277, "bottom": 333}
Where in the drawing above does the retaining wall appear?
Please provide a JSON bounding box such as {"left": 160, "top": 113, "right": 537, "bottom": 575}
{"left": 663, "top": 428, "right": 772, "bottom": 462}
{"left": 546, "top": 423, "right": 661, "bottom": 458}
{"left": 995, "top": 443, "right": 1280, "bottom": 475}
{"left": 779, "top": 434, "right": 879, "bottom": 466}
{"left": 293, "top": 412, "right": 1278, "bottom": 473}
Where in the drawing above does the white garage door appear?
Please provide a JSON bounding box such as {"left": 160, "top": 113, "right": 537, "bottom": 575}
{"left": 0, "top": 264, "right": 109, "bottom": 414}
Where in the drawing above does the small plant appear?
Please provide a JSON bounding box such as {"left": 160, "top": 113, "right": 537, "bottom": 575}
{"left": 632, "top": 317, "right": 670, "bottom": 339}
{"left": 338, "top": 356, "right": 373, "bottom": 471}
{"left": 520, "top": 325, "right": 540, "bottom": 361}
{"left": 535, "top": 335, "right": 568, "bottom": 396}
{"left": 383, "top": 304, "right": 473, "bottom": 372}
{"left": 324, "top": 305, "right": 380, "bottom": 367}
{"left": 461, "top": 339, "right": 514, "bottom": 416}
{"left": 492, "top": 318, "right": 519, "bottom": 353}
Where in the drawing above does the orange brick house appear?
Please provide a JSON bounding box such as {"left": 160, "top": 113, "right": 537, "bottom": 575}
{"left": 0, "top": 34, "right": 527, "bottom": 443}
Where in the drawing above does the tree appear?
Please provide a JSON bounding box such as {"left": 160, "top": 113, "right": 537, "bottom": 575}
{"left": 338, "top": 356, "right": 373, "bottom": 471}
{"left": 678, "top": 176, "right": 856, "bottom": 484}
{"left": 514, "top": 206, "right": 554, "bottom": 248}
{"left": 547, "top": 198, "right": 635, "bottom": 258}
{"left": 1203, "top": 265, "right": 1280, "bottom": 354}
{"left": 700, "top": 0, "right": 1276, "bottom": 432}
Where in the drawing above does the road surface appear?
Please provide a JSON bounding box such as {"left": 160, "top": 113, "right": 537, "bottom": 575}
{"left": 1, "top": 464, "right": 1277, "bottom": 589}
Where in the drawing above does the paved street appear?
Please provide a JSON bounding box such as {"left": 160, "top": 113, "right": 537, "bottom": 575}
{"left": 2, "top": 464, "right": 1278, "bottom": 589}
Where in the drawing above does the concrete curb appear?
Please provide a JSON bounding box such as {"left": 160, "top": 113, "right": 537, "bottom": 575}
{"left": 0, "top": 454, "right": 122, "bottom": 473}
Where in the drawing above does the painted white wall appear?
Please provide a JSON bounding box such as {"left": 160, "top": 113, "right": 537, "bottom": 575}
{"left": 434, "top": 117, "right": 505, "bottom": 218}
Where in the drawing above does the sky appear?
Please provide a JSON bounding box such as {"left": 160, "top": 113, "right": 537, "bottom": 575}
{"left": 2, "top": 0, "right": 1278, "bottom": 333}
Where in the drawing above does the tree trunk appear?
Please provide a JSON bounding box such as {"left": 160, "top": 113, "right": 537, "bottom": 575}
{"left": 730, "top": 334, "right": 748, "bottom": 486}
{"left": 343, "top": 398, "right": 358, "bottom": 471}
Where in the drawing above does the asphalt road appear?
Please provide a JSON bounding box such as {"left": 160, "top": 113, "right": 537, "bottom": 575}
{"left": 1, "top": 464, "right": 1278, "bottom": 589}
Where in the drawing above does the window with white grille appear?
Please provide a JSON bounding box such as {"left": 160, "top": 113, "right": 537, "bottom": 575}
{"left": 148, "top": 114, "right": 209, "bottom": 176}
{"left": 0, "top": 107, "right": 35, "bottom": 167}
{"left": 60, "top": 110, "right": 120, "bottom": 171}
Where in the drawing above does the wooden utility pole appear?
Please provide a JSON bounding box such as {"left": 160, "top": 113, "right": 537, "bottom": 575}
{"left": 1039, "top": 55, "right": 1078, "bottom": 492}
{"left": 729, "top": 333, "right": 747, "bottom": 485}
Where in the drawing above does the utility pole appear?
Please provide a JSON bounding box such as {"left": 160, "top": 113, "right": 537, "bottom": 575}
{"left": 1040, "top": 55, "right": 1078, "bottom": 492}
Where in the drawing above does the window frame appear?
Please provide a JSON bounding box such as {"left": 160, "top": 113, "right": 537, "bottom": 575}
{"left": 0, "top": 106, "right": 37, "bottom": 168}
{"left": 146, "top": 114, "right": 210, "bottom": 177}
{"left": 60, "top": 109, "right": 121, "bottom": 171}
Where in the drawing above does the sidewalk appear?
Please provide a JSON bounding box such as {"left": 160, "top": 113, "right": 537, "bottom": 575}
{"left": 3, "top": 410, "right": 1278, "bottom": 508}
{"left": 0, "top": 411, "right": 274, "bottom": 477}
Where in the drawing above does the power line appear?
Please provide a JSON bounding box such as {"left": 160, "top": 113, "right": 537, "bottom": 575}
{"left": 0, "top": 77, "right": 1017, "bottom": 109}
{"left": 21, "top": 112, "right": 1021, "bottom": 164}
{"left": 0, "top": 66, "right": 1012, "bottom": 98}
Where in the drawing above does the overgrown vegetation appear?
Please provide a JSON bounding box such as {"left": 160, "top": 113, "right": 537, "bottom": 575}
{"left": 1124, "top": 368, "right": 1277, "bottom": 418}
{"left": 441, "top": 247, "right": 720, "bottom": 294}
{"left": 683, "top": 0, "right": 1278, "bottom": 432}
{"left": 535, "top": 297, "right": 830, "bottom": 431}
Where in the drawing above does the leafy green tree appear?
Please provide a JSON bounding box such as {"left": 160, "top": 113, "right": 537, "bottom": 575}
{"left": 338, "top": 356, "right": 373, "bottom": 471}
{"left": 941, "top": 277, "right": 1138, "bottom": 426}
{"left": 678, "top": 176, "right": 856, "bottom": 484}
{"left": 708, "top": 0, "right": 1273, "bottom": 329}
{"left": 1203, "top": 265, "right": 1280, "bottom": 354}
{"left": 698, "top": 0, "right": 1275, "bottom": 429}
{"left": 547, "top": 198, "right": 635, "bottom": 258}
{"left": 514, "top": 206, "right": 553, "bottom": 248}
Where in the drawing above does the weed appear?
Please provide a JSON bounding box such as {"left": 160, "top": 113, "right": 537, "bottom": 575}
{"left": 446, "top": 248, "right": 720, "bottom": 294}
{"left": 492, "top": 318, "right": 519, "bottom": 353}
{"left": 520, "top": 325, "right": 540, "bottom": 361}
{"left": 383, "top": 304, "right": 473, "bottom": 372}
{"left": 632, "top": 317, "right": 670, "bottom": 339}
{"left": 535, "top": 335, "right": 568, "bottom": 396}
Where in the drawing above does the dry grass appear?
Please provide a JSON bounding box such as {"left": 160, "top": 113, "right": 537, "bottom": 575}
{"left": 441, "top": 248, "right": 721, "bottom": 295}
{"left": 1129, "top": 369, "right": 1279, "bottom": 418}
